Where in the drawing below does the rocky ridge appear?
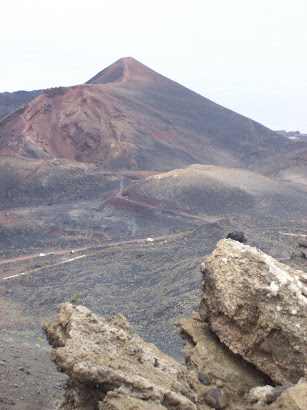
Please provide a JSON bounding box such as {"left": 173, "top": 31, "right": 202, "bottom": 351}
{"left": 43, "top": 239, "right": 307, "bottom": 409}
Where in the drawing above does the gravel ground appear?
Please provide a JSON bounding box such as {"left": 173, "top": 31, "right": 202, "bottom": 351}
{"left": 0, "top": 332, "right": 67, "bottom": 409}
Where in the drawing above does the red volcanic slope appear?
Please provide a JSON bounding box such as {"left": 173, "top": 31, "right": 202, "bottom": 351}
{"left": 0, "top": 57, "right": 292, "bottom": 171}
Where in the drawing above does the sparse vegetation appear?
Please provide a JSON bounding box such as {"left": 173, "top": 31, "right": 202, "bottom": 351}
{"left": 70, "top": 295, "right": 79, "bottom": 303}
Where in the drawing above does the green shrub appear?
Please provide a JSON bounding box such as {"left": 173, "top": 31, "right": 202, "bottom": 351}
{"left": 70, "top": 295, "right": 79, "bottom": 303}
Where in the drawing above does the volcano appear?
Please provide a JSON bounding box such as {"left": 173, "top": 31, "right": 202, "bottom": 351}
{"left": 1, "top": 58, "right": 306, "bottom": 409}
{"left": 0, "top": 57, "right": 295, "bottom": 172}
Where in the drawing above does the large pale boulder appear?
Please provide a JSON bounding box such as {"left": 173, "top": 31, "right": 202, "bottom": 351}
{"left": 199, "top": 239, "right": 307, "bottom": 384}
{"left": 42, "top": 303, "right": 197, "bottom": 409}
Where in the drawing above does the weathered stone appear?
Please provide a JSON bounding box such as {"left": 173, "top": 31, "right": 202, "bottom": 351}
{"left": 99, "top": 389, "right": 167, "bottom": 409}
{"left": 42, "top": 241, "right": 307, "bottom": 409}
{"left": 42, "top": 303, "right": 197, "bottom": 409}
{"left": 200, "top": 239, "right": 307, "bottom": 384}
{"left": 203, "top": 388, "right": 227, "bottom": 409}
{"left": 198, "top": 372, "right": 210, "bottom": 385}
{"left": 269, "top": 382, "right": 307, "bottom": 410}
{"left": 248, "top": 383, "right": 294, "bottom": 405}
{"left": 248, "top": 385, "right": 274, "bottom": 406}
{"left": 177, "top": 316, "right": 267, "bottom": 408}
{"left": 266, "top": 382, "right": 294, "bottom": 404}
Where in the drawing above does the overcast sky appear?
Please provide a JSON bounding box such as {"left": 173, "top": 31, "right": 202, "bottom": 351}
{"left": 1, "top": 0, "right": 307, "bottom": 132}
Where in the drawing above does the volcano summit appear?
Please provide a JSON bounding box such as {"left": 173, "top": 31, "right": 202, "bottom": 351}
{"left": 0, "top": 57, "right": 297, "bottom": 172}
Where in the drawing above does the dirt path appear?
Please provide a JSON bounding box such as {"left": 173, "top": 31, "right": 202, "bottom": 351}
{"left": 0, "top": 248, "right": 87, "bottom": 267}
{"left": 21, "top": 104, "right": 33, "bottom": 139}
{"left": 0, "top": 232, "right": 184, "bottom": 277}
{"left": 0, "top": 176, "right": 130, "bottom": 267}
{"left": 107, "top": 174, "right": 218, "bottom": 224}
{"left": 121, "top": 58, "right": 129, "bottom": 83}
{"left": 16, "top": 161, "right": 44, "bottom": 189}
{"left": 118, "top": 175, "right": 124, "bottom": 195}
{"left": 117, "top": 191, "right": 218, "bottom": 224}
{"left": 0, "top": 176, "right": 217, "bottom": 274}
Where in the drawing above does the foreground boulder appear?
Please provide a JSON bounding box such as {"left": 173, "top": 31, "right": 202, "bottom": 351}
{"left": 268, "top": 381, "right": 307, "bottom": 409}
{"left": 199, "top": 239, "right": 307, "bottom": 384}
{"left": 43, "top": 241, "right": 307, "bottom": 409}
{"left": 247, "top": 380, "right": 307, "bottom": 409}
{"left": 177, "top": 314, "right": 268, "bottom": 409}
{"left": 42, "top": 303, "right": 197, "bottom": 409}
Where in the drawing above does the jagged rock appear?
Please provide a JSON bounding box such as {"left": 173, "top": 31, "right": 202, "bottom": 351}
{"left": 43, "top": 241, "right": 307, "bottom": 409}
{"left": 177, "top": 315, "right": 267, "bottom": 408}
{"left": 269, "top": 382, "right": 307, "bottom": 409}
{"left": 265, "top": 382, "right": 294, "bottom": 404}
{"left": 248, "top": 385, "right": 275, "bottom": 406}
{"left": 199, "top": 239, "right": 307, "bottom": 384}
{"left": 42, "top": 303, "right": 197, "bottom": 409}
{"left": 248, "top": 383, "right": 294, "bottom": 405}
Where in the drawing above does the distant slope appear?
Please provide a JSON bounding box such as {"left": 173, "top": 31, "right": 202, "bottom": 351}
{"left": 123, "top": 164, "right": 307, "bottom": 220}
{"left": 251, "top": 144, "right": 307, "bottom": 191}
{"left": 0, "top": 57, "right": 290, "bottom": 172}
{"left": 0, "top": 89, "right": 42, "bottom": 119}
{"left": 0, "top": 156, "right": 119, "bottom": 209}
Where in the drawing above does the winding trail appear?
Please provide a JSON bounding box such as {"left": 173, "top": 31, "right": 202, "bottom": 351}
{"left": 116, "top": 180, "right": 217, "bottom": 224}
{"left": 101, "top": 174, "right": 218, "bottom": 224}
{"left": 121, "top": 58, "right": 129, "bottom": 83}
{"left": 0, "top": 174, "right": 217, "bottom": 275}
{"left": 21, "top": 104, "right": 34, "bottom": 142}
{"left": 0, "top": 232, "right": 185, "bottom": 280}
{"left": 2, "top": 255, "right": 86, "bottom": 280}
{"left": 16, "top": 161, "right": 44, "bottom": 188}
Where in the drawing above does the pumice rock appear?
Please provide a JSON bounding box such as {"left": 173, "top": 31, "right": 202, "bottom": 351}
{"left": 42, "top": 303, "right": 198, "bottom": 409}
{"left": 199, "top": 239, "right": 307, "bottom": 384}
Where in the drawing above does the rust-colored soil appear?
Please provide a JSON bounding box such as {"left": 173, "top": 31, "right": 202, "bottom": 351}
{"left": 0, "top": 57, "right": 291, "bottom": 173}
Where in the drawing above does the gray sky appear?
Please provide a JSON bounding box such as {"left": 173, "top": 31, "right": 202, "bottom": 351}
{"left": 1, "top": 0, "right": 307, "bottom": 132}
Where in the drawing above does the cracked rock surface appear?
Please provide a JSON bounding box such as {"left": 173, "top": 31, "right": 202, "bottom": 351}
{"left": 177, "top": 314, "right": 268, "bottom": 408}
{"left": 199, "top": 239, "right": 307, "bottom": 384}
{"left": 42, "top": 303, "right": 197, "bottom": 409}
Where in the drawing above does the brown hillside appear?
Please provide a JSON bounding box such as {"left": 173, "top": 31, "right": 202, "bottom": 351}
{"left": 123, "top": 164, "right": 307, "bottom": 219}
{"left": 0, "top": 57, "right": 291, "bottom": 171}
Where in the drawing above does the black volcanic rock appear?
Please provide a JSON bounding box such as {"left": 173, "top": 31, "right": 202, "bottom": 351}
{"left": 0, "top": 89, "right": 42, "bottom": 119}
